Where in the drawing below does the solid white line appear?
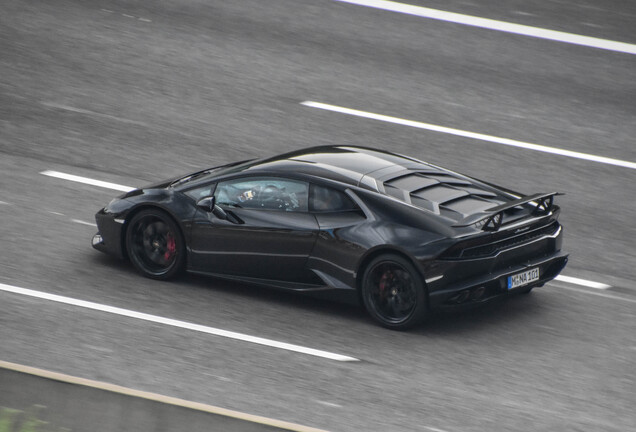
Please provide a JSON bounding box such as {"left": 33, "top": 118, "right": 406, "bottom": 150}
{"left": 555, "top": 275, "right": 610, "bottom": 289}
{"left": 71, "top": 219, "right": 98, "bottom": 227}
{"left": 335, "top": 0, "right": 636, "bottom": 55}
{"left": 41, "top": 170, "right": 135, "bottom": 192}
{"left": 552, "top": 284, "right": 636, "bottom": 304}
{"left": 0, "top": 283, "right": 359, "bottom": 362}
{"left": 301, "top": 101, "right": 636, "bottom": 170}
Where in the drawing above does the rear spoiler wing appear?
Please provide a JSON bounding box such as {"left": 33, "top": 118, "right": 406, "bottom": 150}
{"left": 453, "top": 192, "right": 563, "bottom": 231}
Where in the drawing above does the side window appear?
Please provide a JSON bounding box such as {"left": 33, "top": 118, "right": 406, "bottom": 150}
{"left": 184, "top": 183, "right": 216, "bottom": 200}
{"left": 310, "top": 185, "right": 359, "bottom": 212}
{"left": 214, "top": 177, "right": 308, "bottom": 212}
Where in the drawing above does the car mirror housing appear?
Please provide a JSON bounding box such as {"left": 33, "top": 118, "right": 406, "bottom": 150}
{"left": 196, "top": 196, "right": 216, "bottom": 213}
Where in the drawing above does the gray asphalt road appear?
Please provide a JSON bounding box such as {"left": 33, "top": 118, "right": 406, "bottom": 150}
{"left": 1, "top": 0, "right": 635, "bottom": 431}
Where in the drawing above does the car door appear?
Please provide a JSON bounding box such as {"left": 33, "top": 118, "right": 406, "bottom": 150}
{"left": 188, "top": 176, "right": 319, "bottom": 282}
{"left": 306, "top": 184, "right": 368, "bottom": 289}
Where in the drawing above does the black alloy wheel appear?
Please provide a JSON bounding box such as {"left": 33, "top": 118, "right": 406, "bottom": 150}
{"left": 361, "top": 254, "right": 427, "bottom": 330}
{"left": 126, "top": 209, "right": 185, "bottom": 280}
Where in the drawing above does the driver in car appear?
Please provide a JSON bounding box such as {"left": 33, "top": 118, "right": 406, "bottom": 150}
{"left": 237, "top": 185, "right": 301, "bottom": 211}
{"left": 237, "top": 189, "right": 256, "bottom": 203}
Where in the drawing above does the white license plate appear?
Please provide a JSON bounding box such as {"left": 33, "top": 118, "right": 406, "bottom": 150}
{"left": 507, "top": 267, "right": 540, "bottom": 290}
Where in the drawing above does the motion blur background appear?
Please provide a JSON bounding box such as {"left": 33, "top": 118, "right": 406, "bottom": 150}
{"left": 1, "top": 0, "right": 635, "bottom": 431}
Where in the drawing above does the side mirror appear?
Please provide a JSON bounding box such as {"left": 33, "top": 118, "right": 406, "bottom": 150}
{"left": 197, "top": 196, "right": 232, "bottom": 221}
{"left": 197, "top": 196, "right": 216, "bottom": 213}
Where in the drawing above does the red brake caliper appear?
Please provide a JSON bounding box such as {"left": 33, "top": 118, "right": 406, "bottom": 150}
{"left": 165, "top": 235, "right": 176, "bottom": 261}
{"left": 379, "top": 271, "right": 390, "bottom": 297}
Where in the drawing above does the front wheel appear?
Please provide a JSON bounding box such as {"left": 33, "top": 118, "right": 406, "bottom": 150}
{"left": 126, "top": 209, "right": 185, "bottom": 280}
{"left": 361, "top": 254, "right": 427, "bottom": 330}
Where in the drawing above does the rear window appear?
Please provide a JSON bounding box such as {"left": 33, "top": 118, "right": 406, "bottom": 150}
{"left": 310, "top": 185, "right": 358, "bottom": 212}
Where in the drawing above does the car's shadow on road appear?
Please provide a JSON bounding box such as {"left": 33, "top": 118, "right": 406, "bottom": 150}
{"left": 413, "top": 293, "right": 547, "bottom": 336}
{"left": 182, "top": 271, "right": 548, "bottom": 336}
{"left": 184, "top": 272, "right": 368, "bottom": 317}
{"left": 90, "top": 252, "right": 357, "bottom": 307}
{"left": 91, "top": 253, "right": 548, "bottom": 336}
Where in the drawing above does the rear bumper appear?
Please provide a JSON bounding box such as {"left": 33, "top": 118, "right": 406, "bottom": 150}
{"left": 428, "top": 251, "right": 568, "bottom": 308}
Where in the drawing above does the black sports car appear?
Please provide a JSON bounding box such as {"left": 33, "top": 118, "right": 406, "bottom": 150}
{"left": 93, "top": 146, "right": 568, "bottom": 329}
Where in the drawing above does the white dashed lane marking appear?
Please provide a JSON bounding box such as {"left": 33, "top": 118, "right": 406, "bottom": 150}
{"left": 555, "top": 275, "right": 610, "bottom": 289}
{"left": 301, "top": 101, "right": 636, "bottom": 170}
{"left": 71, "top": 219, "right": 98, "bottom": 227}
{"left": 41, "top": 102, "right": 150, "bottom": 127}
{"left": 553, "top": 284, "right": 636, "bottom": 304}
{"left": 100, "top": 8, "right": 152, "bottom": 22}
{"left": 315, "top": 401, "right": 343, "bottom": 408}
{"left": 336, "top": 0, "right": 636, "bottom": 55}
{"left": 30, "top": 209, "right": 95, "bottom": 227}
{"left": 0, "top": 283, "right": 359, "bottom": 362}
{"left": 41, "top": 170, "right": 134, "bottom": 192}
{"left": 424, "top": 427, "right": 451, "bottom": 432}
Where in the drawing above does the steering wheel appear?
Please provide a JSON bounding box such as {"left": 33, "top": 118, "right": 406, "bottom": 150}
{"left": 258, "top": 185, "right": 287, "bottom": 209}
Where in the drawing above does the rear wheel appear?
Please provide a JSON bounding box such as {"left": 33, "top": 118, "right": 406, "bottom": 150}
{"left": 361, "top": 254, "right": 427, "bottom": 330}
{"left": 126, "top": 209, "right": 185, "bottom": 280}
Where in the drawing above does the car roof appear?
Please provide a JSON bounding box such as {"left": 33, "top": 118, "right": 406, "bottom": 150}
{"left": 223, "top": 145, "right": 436, "bottom": 187}
{"left": 187, "top": 146, "right": 514, "bottom": 220}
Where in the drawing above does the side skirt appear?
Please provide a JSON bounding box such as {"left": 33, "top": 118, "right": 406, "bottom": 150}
{"left": 186, "top": 270, "right": 333, "bottom": 292}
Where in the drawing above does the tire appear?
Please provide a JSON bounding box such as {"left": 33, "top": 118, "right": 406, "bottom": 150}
{"left": 361, "top": 254, "right": 428, "bottom": 330}
{"left": 125, "top": 209, "right": 185, "bottom": 280}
